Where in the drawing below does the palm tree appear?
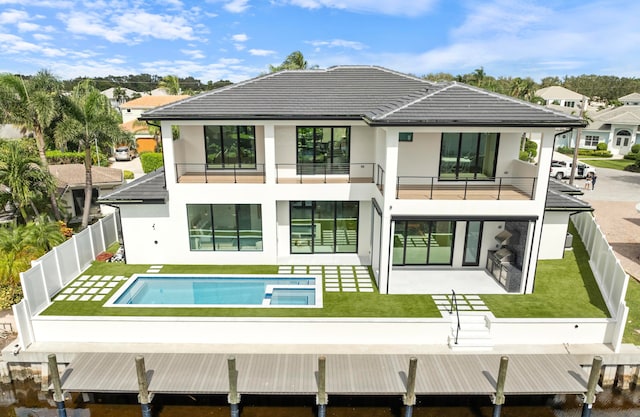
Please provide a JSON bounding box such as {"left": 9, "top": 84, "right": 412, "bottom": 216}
{"left": 0, "top": 225, "right": 34, "bottom": 287}
{"left": 25, "top": 214, "right": 65, "bottom": 252}
{"left": 0, "top": 141, "right": 56, "bottom": 223}
{"left": 159, "top": 75, "right": 181, "bottom": 94}
{"left": 55, "top": 80, "right": 126, "bottom": 229}
{"left": 269, "top": 51, "right": 311, "bottom": 72}
{"left": 0, "top": 70, "right": 63, "bottom": 220}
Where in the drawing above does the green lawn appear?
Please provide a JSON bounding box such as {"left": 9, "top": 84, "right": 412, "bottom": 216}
{"left": 42, "top": 225, "right": 610, "bottom": 320}
{"left": 623, "top": 275, "right": 640, "bottom": 345}
{"left": 580, "top": 158, "right": 636, "bottom": 170}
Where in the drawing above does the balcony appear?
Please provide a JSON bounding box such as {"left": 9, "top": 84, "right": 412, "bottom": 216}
{"left": 276, "top": 163, "right": 378, "bottom": 184}
{"left": 396, "top": 176, "right": 537, "bottom": 200}
{"left": 175, "top": 163, "right": 266, "bottom": 184}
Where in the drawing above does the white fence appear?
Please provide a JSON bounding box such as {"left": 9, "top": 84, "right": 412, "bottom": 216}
{"left": 12, "top": 214, "right": 119, "bottom": 348}
{"left": 571, "top": 211, "right": 630, "bottom": 351}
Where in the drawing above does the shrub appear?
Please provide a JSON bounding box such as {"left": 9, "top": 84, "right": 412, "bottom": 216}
{"left": 596, "top": 142, "right": 608, "bottom": 151}
{"left": 624, "top": 160, "right": 640, "bottom": 172}
{"left": 0, "top": 285, "right": 22, "bottom": 310}
{"left": 556, "top": 146, "right": 573, "bottom": 155}
{"left": 140, "top": 152, "right": 164, "bottom": 173}
{"left": 46, "top": 150, "right": 84, "bottom": 164}
{"left": 623, "top": 153, "right": 638, "bottom": 160}
{"left": 123, "top": 170, "right": 135, "bottom": 180}
{"left": 631, "top": 144, "right": 640, "bottom": 154}
{"left": 518, "top": 151, "right": 530, "bottom": 161}
{"left": 523, "top": 140, "right": 537, "bottom": 158}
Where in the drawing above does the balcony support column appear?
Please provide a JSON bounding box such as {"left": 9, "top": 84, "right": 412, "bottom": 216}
{"left": 264, "top": 124, "right": 276, "bottom": 185}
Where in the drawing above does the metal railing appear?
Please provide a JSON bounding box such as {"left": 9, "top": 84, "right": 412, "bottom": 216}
{"left": 449, "top": 289, "right": 461, "bottom": 345}
{"left": 375, "top": 165, "right": 385, "bottom": 194}
{"left": 275, "top": 162, "right": 376, "bottom": 184}
{"left": 396, "top": 176, "right": 537, "bottom": 200}
{"left": 175, "top": 163, "right": 265, "bottom": 183}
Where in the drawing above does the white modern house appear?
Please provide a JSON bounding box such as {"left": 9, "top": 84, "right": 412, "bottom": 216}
{"left": 101, "top": 66, "right": 587, "bottom": 295}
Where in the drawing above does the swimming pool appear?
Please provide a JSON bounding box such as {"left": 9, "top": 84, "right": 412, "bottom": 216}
{"left": 105, "top": 274, "right": 322, "bottom": 308}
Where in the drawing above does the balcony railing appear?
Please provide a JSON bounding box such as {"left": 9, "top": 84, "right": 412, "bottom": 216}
{"left": 276, "top": 163, "right": 376, "bottom": 184}
{"left": 175, "top": 163, "right": 265, "bottom": 184}
{"left": 396, "top": 176, "right": 537, "bottom": 200}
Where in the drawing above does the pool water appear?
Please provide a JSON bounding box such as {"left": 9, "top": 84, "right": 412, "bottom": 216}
{"left": 107, "top": 275, "right": 320, "bottom": 308}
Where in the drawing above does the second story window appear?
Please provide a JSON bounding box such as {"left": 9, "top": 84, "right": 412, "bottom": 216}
{"left": 440, "top": 133, "right": 499, "bottom": 180}
{"left": 205, "top": 125, "right": 256, "bottom": 169}
{"left": 296, "top": 127, "right": 350, "bottom": 174}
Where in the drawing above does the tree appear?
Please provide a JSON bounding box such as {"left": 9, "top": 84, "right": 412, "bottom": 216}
{"left": 269, "top": 51, "right": 312, "bottom": 72}
{"left": 55, "top": 80, "right": 126, "bottom": 229}
{"left": 25, "top": 214, "right": 65, "bottom": 252}
{"left": 0, "top": 141, "right": 56, "bottom": 223}
{"left": 0, "top": 70, "right": 63, "bottom": 219}
{"left": 159, "top": 75, "right": 181, "bottom": 94}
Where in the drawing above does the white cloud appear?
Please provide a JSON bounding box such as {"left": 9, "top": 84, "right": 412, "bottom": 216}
{"left": 278, "top": 0, "right": 437, "bottom": 16}
{"left": 61, "top": 10, "right": 198, "bottom": 43}
{"left": 249, "top": 49, "right": 276, "bottom": 56}
{"left": 0, "top": 9, "right": 29, "bottom": 24}
{"left": 224, "top": 0, "right": 250, "bottom": 13}
{"left": 182, "top": 49, "right": 206, "bottom": 59}
{"left": 232, "top": 33, "right": 248, "bottom": 42}
{"left": 307, "top": 39, "right": 366, "bottom": 50}
{"left": 17, "top": 22, "right": 40, "bottom": 32}
{"left": 0, "top": 0, "right": 73, "bottom": 7}
{"left": 33, "top": 33, "right": 53, "bottom": 41}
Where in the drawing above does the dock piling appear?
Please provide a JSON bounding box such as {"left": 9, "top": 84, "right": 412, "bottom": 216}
{"left": 135, "top": 355, "right": 153, "bottom": 417}
{"left": 316, "top": 356, "right": 328, "bottom": 417}
{"left": 492, "top": 356, "right": 509, "bottom": 417}
{"left": 228, "top": 356, "right": 241, "bottom": 417}
{"left": 47, "top": 354, "right": 67, "bottom": 417}
{"left": 402, "top": 357, "right": 418, "bottom": 417}
{"left": 581, "top": 356, "right": 602, "bottom": 417}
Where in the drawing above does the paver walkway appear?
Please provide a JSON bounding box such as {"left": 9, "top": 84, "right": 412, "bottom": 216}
{"left": 54, "top": 275, "right": 127, "bottom": 302}
{"left": 278, "top": 265, "right": 374, "bottom": 292}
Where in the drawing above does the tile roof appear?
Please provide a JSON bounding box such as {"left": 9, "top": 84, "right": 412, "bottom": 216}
{"left": 120, "top": 95, "right": 190, "bottom": 109}
{"left": 141, "top": 66, "right": 584, "bottom": 128}
{"left": 535, "top": 86, "right": 585, "bottom": 100}
{"left": 49, "top": 164, "right": 123, "bottom": 188}
{"left": 588, "top": 104, "right": 640, "bottom": 127}
{"left": 546, "top": 179, "right": 592, "bottom": 212}
{"left": 98, "top": 167, "right": 167, "bottom": 204}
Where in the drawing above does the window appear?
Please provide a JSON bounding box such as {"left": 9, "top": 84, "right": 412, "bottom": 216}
{"left": 563, "top": 101, "right": 575, "bottom": 108}
{"left": 296, "top": 127, "right": 349, "bottom": 174}
{"left": 392, "top": 220, "right": 454, "bottom": 266}
{"left": 290, "top": 201, "right": 358, "bottom": 253}
{"left": 204, "top": 125, "right": 256, "bottom": 168}
{"left": 584, "top": 136, "right": 599, "bottom": 147}
{"left": 187, "top": 204, "right": 262, "bottom": 251}
{"left": 463, "top": 221, "right": 483, "bottom": 266}
{"left": 440, "top": 133, "right": 498, "bottom": 179}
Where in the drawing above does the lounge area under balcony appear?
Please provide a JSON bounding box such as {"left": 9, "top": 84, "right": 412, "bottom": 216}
{"left": 396, "top": 176, "right": 537, "bottom": 200}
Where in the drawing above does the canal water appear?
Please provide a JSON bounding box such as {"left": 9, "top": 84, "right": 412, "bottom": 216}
{"left": 1, "top": 380, "right": 638, "bottom": 417}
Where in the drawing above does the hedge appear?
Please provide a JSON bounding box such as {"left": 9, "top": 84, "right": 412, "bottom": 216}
{"left": 140, "top": 152, "right": 164, "bottom": 173}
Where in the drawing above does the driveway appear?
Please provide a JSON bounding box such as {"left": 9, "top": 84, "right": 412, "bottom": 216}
{"left": 110, "top": 157, "right": 144, "bottom": 179}
{"left": 574, "top": 162, "right": 640, "bottom": 279}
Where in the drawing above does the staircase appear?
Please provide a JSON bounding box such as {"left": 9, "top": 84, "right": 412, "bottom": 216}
{"left": 448, "top": 314, "right": 494, "bottom": 351}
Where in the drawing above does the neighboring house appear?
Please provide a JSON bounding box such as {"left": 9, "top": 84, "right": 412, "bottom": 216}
{"left": 120, "top": 95, "right": 190, "bottom": 153}
{"left": 49, "top": 164, "right": 124, "bottom": 221}
{"left": 580, "top": 93, "right": 640, "bottom": 155}
{"left": 100, "top": 87, "right": 141, "bottom": 109}
{"left": 101, "top": 66, "right": 585, "bottom": 295}
{"left": 536, "top": 86, "right": 588, "bottom": 109}
{"left": 0, "top": 124, "right": 28, "bottom": 139}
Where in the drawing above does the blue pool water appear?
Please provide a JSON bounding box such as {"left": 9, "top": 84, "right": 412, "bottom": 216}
{"left": 109, "top": 275, "right": 319, "bottom": 307}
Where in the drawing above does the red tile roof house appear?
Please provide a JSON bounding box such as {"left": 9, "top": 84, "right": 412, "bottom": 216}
{"left": 18, "top": 67, "right": 628, "bottom": 352}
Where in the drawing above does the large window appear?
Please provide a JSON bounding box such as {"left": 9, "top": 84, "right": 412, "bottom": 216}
{"left": 584, "top": 135, "right": 600, "bottom": 147}
{"left": 392, "top": 220, "right": 454, "bottom": 266}
{"left": 204, "top": 126, "right": 256, "bottom": 168}
{"left": 440, "top": 133, "right": 498, "bottom": 180}
{"left": 290, "top": 201, "right": 358, "bottom": 253}
{"left": 187, "top": 204, "right": 262, "bottom": 251}
{"left": 296, "top": 127, "right": 350, "bottom": 174}
{"left": 463, "top": 221, "right": 483, "bottom": 266}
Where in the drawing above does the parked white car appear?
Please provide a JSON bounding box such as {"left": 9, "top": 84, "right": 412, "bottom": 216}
{"left": 114, "top": 146, "right": 136, "bottom": 161}
{"left": 549, "top": 160, "right": 596, "bottom": 180}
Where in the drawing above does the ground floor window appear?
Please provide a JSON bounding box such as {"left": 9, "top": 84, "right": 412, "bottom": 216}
{"left": 290, "top": 201, "right": 358, "bottom": 253}
{"left": 463, "top": 221, "right": 483, "bottom": 266}
{"left": 187, "top": 204, "right": 262, "bottom": 251}
{"left": 584, "top": 135, "right": 599, "bottom": 147}
{"left": 392, "top": 220, "right": 455, "bottom": 265}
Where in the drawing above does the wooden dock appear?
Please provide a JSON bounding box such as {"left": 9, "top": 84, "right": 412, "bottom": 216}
{"left": 61, "top": 352, "right": 591, "bottom": 396}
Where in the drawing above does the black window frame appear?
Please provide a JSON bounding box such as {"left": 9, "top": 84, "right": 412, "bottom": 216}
{"left": 392, "top": 220, "right": 455, "bottom": 266}
{"left": 186, "top": 203, "right": 262, "bottom": 252}
{"left": 439, "top": 132, "right": 499, "bottom": 180}
{"left": 204, "top": 125, "right": 256, "bottom": 169}
{"left": 289, "top": 201, "right": 359, "bottom": 254}
{"left": 295, "top": 126, "right": 351, "bottom": 174}
{"left": 462, "top": 221, "right": 483, "bottom": 266}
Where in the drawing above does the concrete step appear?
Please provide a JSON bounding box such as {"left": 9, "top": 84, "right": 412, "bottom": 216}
{"left": 448, "top": 314, "right": 494, "bottom": 351}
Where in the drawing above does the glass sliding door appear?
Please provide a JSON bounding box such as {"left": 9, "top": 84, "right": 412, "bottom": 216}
{"left": 290, "top": 201, "right": 358, "bottom": 254}
{"left": 463, "top": 221, "right": 483, "bottom": 266}
{"left": 296, "top": 127, "right": 350, "bottom": 175}
{"left": 204, "top": 125, "right": 256, "bottom": 169}
{"left": 392, "top": 220, "right": 455, "bottom": 266}
{"left": 213, "top": 204, "right": 238, "bottom": 250}
{"left": 439, "top": 133, "right": 499, "bottom": 180}
{"left": 186, "top": 204, "right": 262, "bottom": 251}
{"left": 187, "top": 205, "right": 213, "bottom": 250}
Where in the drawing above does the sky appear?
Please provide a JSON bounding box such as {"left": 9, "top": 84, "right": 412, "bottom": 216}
{"left": 0, "top": 0, "right": 638, "bottom": 84}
